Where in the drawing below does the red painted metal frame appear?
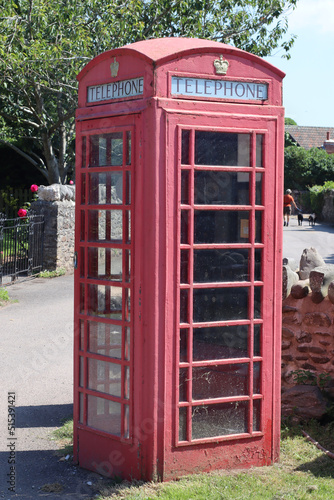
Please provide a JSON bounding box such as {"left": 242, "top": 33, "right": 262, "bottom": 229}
{"left": 74, "top": 37, "right": 284, "bottom": 482}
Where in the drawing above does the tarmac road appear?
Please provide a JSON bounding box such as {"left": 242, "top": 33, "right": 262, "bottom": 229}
{"left": 283, "top": 215, "right": 334, "bottom": 265}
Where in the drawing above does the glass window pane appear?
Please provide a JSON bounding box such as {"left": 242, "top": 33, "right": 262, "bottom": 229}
{"left": 88, "top": 210, "right": 123, "bottom": 242}
{"left": 87, "top": 395, "right": 121, "bottom": 436}
{"left": 125, "top": 288, "right": 131, "bottom": 322}
{"left": 89, "top": 172, "right": 123, "bottom": 205}
{"left": 88, "top": 247, "right": 122, "bottom": 281}
{"left": 80, "top": 283, "right": 85, "bottom": 314}
{"left": 80, "top": 211, "right": 85, "bottom": 241}
{"left": 179, "top": 368, "right": 188, "bottom": 402}
{"left": 192, "top": 401, "right": 248, "bottom": 439}
{"left": 81, "top": 174, "right": 86, "bottom": 204}
{"left": 194, "top": 249, "right": 250, "bottom": 283}
{"left": 124, "top": 327, "right": 130, "bottom": 360}
{"left": 195, "top": 132, "right": 250, "bottom": 166}
{"left": 124, "top": 366, "right": 130, "bottom": 399}
{"left": 79, "top": 356, "right": 84, "bottom": 387}
{"left": 180, "top": 250, "right": 189, "bottom": 284}
{"left": 253, "top": 399, "right": 261, "bottom": 431}
{"left": 192, "top": 363, "right": 249, "bottom": 400}
{"left": 124, "top": 404, "right": 130, "bottom": 439}
{"left": 80, "top": 247, "right": 85, "bottom": 278}
{"left": 79, "top": 320, "right": 85, "bottom": 351}
{"left": 194, "top": 211, "right": 250, "bottom": 244}
{"left": 79, "top": 392, "right": 84, "bottom": 424}
{"left": 126, "top": 172, "right": 131, "bottom": 205}
{"left": 179, "top": 407, "right": 187, "bottom": 441}
{"left": 181, "top": 170, "right": 190, "bottom": 204}
{"left": 254, "top": 287, "right": 262, "bottom": 319}
{"left": 88, "top": 321, "right": 122, "bottom": 358}
{"left": 125, "top": 211, "right": 131, "bottom": 243}
{"left": 194, "top": 171, "right": 250, "bottom": 205}
{"left": 88, "top": 358, "right": 121, "bottom": 397}
{"left": 87, "top": 284, "right": 122, "bottom": 319}
{"left": 126, "top": 131, "right": 131, "bottom": 165}
{"left": 181, "top": 210, "right": 189, "bottom": 244}
{"left": 254, "top": 362, "right": 261, "bottom": 394}
{"left": 255, "top": 211, "right": 262, "bottom": 243}
{"left": 193, "top": 325, "right": 249, "bottom": 361}
{"left": 256, "top": 135, "right": 264, "bottom": 167}
{"left": 180, "top": 329, "right": 188, "bottom": 362}
{"left": 255, "top": 249, "right": 262, "bottom": 281}
{"left": 180, "top": 289, "right": 189, "bottom": 323}
{"left": 90, "top": 133, "right": 123, "bottom": 167}
{"left": 254, "top": 325, "right": 261, "bottom": 357}
{"left": 125, "top": 249, "right": 131, "bottom": 283}
{"left": 82, "top": 137, "right": 86, "bottom": 168}
{"left": 255, "top": 173, "right": 263, "bottom": 205}
{"left": 181, "top": 130, "right": 190, "bottom": 165}
{"left": 193, "top": 288, "right": 249, "bottom": 322}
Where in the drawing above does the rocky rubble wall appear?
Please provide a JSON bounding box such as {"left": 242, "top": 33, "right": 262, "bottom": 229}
{"left": 31, "top": 185, "right": 75, "bottom": 272}
{"left": 282, "top": 248, "right": 334, "bottom": 420}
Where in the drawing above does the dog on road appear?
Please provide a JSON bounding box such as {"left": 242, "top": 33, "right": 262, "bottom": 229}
{"left": 308, "top": 214, "right": 317, "bottom": 226}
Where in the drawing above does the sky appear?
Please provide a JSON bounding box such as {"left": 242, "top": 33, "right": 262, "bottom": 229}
{"left": 264, "top": 0, "right": 334, "bottom": 128}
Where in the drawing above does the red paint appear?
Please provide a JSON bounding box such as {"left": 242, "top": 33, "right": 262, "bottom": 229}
{"left": 74, "top": 37, "right": 284, "bottom": 481}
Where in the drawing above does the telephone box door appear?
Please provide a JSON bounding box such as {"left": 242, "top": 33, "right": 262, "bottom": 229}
{"left": 74, "top": 114, "right": 142, "bottom": 477}
{"left": 163, "top": 111, "right": 281, "bottom": 475}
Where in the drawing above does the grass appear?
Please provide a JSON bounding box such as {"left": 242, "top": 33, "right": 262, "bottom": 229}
{"left": 37, "top": 268, "right": 66, "bottom": 278}
{"left": 91, "top": 420, "right": 334, "bottom": 500}
{"left": 52, "top": 418, "right": 73, "bottom": 456}
{"left": 0, "top": 287, "right": 10, "bottom": 306}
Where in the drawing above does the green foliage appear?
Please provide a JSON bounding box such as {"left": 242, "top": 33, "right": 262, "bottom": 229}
{"left": 284, "top": 146, "right": 334, "bottom": 191}
{"left": 52, "top": 418, "right": 73, "bottom": 456}
{"left": 37, "top": 268, "right": 66, "bottom": 278}
{"left": 291, "top": 369, "right": 331, "bottom": 390}
{"left": 0, "top": 288, "right": 10, "bottom": 305}
{"left": 0, "top": 0, "right": 297, "bottom": 184}
{"left": 285, "top": 117, "right": 297, "bottom": 125}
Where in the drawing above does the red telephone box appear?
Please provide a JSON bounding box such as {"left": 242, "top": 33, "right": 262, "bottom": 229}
{"left": 74, "top": 37, "right": 284, "bottom": 481}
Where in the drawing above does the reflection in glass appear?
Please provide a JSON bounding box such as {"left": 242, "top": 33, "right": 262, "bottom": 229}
{"left": 125, "top": 288, "right": 131, "bottom": 322}
{"left": 80, "top": 320, "right": 84, "bottom": 351}
{"left": 179, "top": 368, "right": 188, "bottom": 402}
{"left": 181, "top": 130, "right": 190, "bottom": 165}
{"left": 194, "top": 249, "right": 250, "bottom": 283}
{"left": 125, "top": 211, "right": 131, "bottom": 243}
{"left": 192, "top": 363, "right": 249, "bottom": 400}
{"left": 81, "top": 174, "right": 86, "bottom": 204}
{"left": 125, "top": 250, "right": 131, "bottom": 283}
{"left": 194, "top": 210, "right": 250, "bottom": 243}
{"left": 89, "top": 172, "right": 123, "bottom": 204}
{"left": 90, "top": 133, "right": 123, "bottom": 167}
{"left": 79, "top": 392, "right": 84, "bottom": 424}
{"left": 124, "top": 405, "right": 130, "bottom": 439}
{"left": 88, "top": 247, "right": 122, "bottom": 281}
{"left": 124, "top": 365, "right": 130, "bottom": 399}
{"left": 195, "top": 132, "right": 250, "bottom": 166}
{"left": 179, "top": 407, "right": 187, "bottom": 441}
{"left": 193, "top": 288, "right": 249, "bottom": 323}
{"left": 88, "top": 358, "right": 121, "bottom": 397}
{"left": 79, "top": 356, "right": 84, "bottom": 387}
{"left": 88, "top": 210, "right": 123, "bottom": 242}
{"left": 193, "top": 325, "right": 249, "bottom": 360}
{"left": 181, "top": 170, "right": 190, "bottom": 204}
{"left": 87, "top": 284, "right": 122, "bottom": 319}
{"left": 124, "top": 327, "right": 130, "bottom": 360}
{"left": 192, "top": 401, "right": 248, "bottom": 439}
{"left": 194, "top": 171, "right": 250, "bottom": 205}
{"left": 126, "top": 172, "right": 131, "bottom": 205}
{"left": 87, "top": 395, "right": 121, "bottom": 436}
{"left": 88, "top": 321, "right": 122, "bottom": 358}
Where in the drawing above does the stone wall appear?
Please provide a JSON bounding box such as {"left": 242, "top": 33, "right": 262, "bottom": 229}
{"left": 31, "top": 185, "right": 75, "bottom": 272}
{"left": 282, "top": 248, "right": 334, "bottom": 420}
{"left": 322, "top": 189, "right": 334, "bottom": 223}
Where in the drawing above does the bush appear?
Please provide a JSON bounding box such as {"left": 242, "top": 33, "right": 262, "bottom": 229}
{"left": 284, "top": 146, "right": 334, "bottom": 191}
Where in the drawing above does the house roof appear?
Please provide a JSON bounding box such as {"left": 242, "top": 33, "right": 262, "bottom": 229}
{"left": 285, "top": 125, "right": 334, "bottom": 150}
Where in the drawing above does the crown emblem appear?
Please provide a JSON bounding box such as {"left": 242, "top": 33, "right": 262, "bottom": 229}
{"left": 213, "top": 55, "right": 229, "bottom": 75}
{"left": 110, "top": 57, "right": 119, "bottom": 77}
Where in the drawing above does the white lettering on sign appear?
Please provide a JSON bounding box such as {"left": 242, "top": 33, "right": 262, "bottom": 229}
{"left": 171, "top": 76, "right": 268, "bottom": 101}
{"left": 87, "top": 77, "right": 144, "bottom": 103}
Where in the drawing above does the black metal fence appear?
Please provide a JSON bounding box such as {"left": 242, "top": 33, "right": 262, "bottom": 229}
{"left": 0, "top": 215, "right": 44, "bottom": 283}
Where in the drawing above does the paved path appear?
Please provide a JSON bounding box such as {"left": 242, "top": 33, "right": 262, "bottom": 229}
{"left": 0, "top": 275, "right": 104, "bottom": 499}
{"left": 283, "top": 216, "right": 334, "bottom": 265}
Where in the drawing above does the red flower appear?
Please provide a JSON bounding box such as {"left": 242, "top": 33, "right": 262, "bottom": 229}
{"left": 18, "top": 208, "right": 27, "bottom": 218}
{"left": 69, "top": 180, "right": 74, "bottom": 185}
{"left": 30, "top": 184, "right": 38, "bottom": 193}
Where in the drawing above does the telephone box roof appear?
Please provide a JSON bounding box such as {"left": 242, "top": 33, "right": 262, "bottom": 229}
{"left": 77, "top": 37, "right": 285, "bottom": 81}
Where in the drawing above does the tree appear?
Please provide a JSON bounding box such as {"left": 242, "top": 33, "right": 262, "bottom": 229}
{"left": 0, "top": 0, "right": 298, "bottom": 185}
{"left": 284, "top": 146, "right": 334, "bottom": 191}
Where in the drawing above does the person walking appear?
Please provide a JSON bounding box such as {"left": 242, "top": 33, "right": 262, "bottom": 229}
{"left": 283, "top": 189, "right": 297, "bottom": 226}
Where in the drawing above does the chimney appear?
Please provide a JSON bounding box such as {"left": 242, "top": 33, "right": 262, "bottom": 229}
{"left": 327, "top": 131, "right": 330, "bottom": 140}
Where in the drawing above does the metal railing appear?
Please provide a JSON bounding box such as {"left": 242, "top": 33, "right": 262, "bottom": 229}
{"left": 0, "top": 215, "right": 44, "bottom": 283}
